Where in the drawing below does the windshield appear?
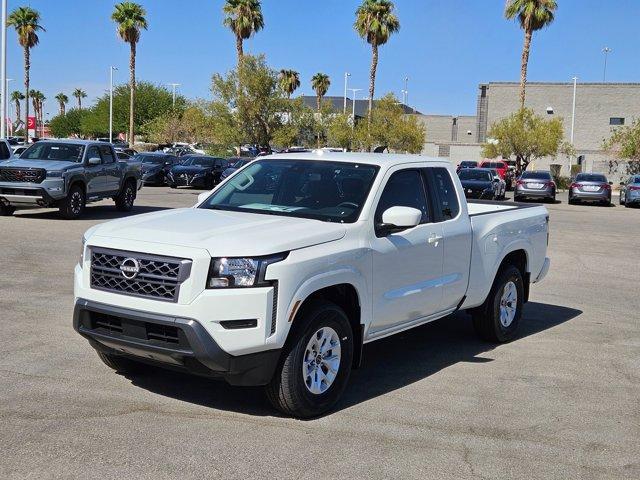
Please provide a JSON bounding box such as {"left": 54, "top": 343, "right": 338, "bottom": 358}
{"left": 521, "top": 171, "right": 551, "bottom": 180}
{"left": 181, "top": 157, "right": 216, "bottom": 167}
{"left": 459, "top": 170, "right": 492, "bottom": 181}
{"left": 137, "top": 155, "right": 167, "bottom": 165}
{"left": 21, "top": 143, "right": 84, "bottom": 162}
{"left": 200, "top": 159, "right": 379, "bottom": 223}
{"left": 482, "top": 162, "right": 505, "bottom": 169}
{"left": 460, "top": 161, "right": 476, "bottom": 167}
{"left": 576, "top": 173, "right": 607, "bottom": 182}
{"left": 231, "top": 159, "right": 250, "bottom": 168}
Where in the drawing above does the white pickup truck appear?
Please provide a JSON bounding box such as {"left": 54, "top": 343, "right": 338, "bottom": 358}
{"left": 74, "top": 152, "right": 550, "bottom": 417}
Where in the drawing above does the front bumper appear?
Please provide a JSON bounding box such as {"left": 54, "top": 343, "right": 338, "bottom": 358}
{"left": 0, "top": 184, "right": 61, "bottom": 206}
{"left": 73, "top": 298, "right": 281, "bottom": 386}
{"left": 142, "top": 170, "right": 165, "bottom": 185}
{"left": 167, "top": 173, "right": 210, "bottom": 188}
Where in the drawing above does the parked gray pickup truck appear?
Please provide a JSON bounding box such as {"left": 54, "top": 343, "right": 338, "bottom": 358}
{"left": 0, "top": 139, "right": 142, "bottom": 219}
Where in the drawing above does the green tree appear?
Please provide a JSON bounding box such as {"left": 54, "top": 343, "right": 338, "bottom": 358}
{"left": 482, "top": 107, "right": 564, "bottom": 171}
{"left": 80, "top": 82, "right": 184, "bottom": 138}
{"left": 278, "top": 69, "right": 300, "bottom": 98}
{"left": 10, "top": 91, "right": 25, "bottom": 126}
{"left": 354, "top": 0, "right": 399, "bottom": 123}
{"left": 72, "top": 88, "right": 87, "bottom": 109}
{"left": 326, "top": 113, "right": 354, "bottom": 150}
{"left": 353, "top": 93, "right": 424, "bottom": 153}
{"left": 112, "top": 2, "right": 148, "bottom": 144}
{"left": 211, "top": 55, "right": 287, "bottom": 150}
{"left": 144, "top": 106, "right": 214, "bottom": 144}
{"left": 55, "top": 92, "right": 69, "bottom": 115}
{"left": 505, "top": 0, "right": 557, "bottom": 108}
{"left": 603, "top": 119, "right": 640, "bottom": 175}
{"left": 48, "top": 108, "right": 90, "bottom": 138}
{"left": 310, "top": 73, "right": 330, "bottom": 112}
{"left": 223, "top": 0, "right": 264, "bottom": 64}
{"left": 7, "top": 6, "right": 44, "bottom": 136}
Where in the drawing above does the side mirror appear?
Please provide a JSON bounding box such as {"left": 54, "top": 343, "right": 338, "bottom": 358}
{"left": 377, "top": 206, "right": 422, "bottom": 236}
{"left": 608, "top": 181, "right": 613, "bottom": 185}
{"left": 195, "top": 191, "right": 209, "bottom": 206}
{"left": 88, "top": 157, "right": 101, "bottom": 166}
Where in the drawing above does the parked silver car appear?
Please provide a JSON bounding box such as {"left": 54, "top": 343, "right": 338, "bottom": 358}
{"left": 514, "top": 170, "right": 556, "bottom": 202}
{"left": 620, "top": 175, "right": 640, "bottom": 207}
{"left": 568, "top": 173, "right": 612, "bottom": 206}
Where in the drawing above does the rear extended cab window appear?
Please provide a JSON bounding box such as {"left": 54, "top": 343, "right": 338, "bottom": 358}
{"left": 427, "top": 167, "right": 460, "bottom": 221}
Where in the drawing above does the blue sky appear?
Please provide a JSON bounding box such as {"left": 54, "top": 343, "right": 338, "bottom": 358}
{"left": 6, "top": 0, "right": 639, "bottom": 119}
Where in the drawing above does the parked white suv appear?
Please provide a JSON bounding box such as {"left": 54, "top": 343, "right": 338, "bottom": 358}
{"left": 74, "top": 152, "right": 550, "bottom": 417}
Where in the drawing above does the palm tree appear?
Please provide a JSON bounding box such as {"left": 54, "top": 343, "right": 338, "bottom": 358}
{"left": 55, "top": 93, "right": 69, "bottom": 115}
{"left": 112, "top": 2, "right": 148, "bottom": 144}
{"left": 311, "top": 73, "right": 330, "bottom": 111}
{"left": 7, "top": 6, "right": 44, "bottom": 139}
{"left": 354, "top": 0, "right": 400, "bottom": 123}
{"left": 10, "top": 91, "right": 25, "bottom": 125}
{"left": 223, "top": 0, "right": 264, "bottom": 65}
{"left": 505, "top": 0, "right": 557, "bottom": 108}
{"left": 73, "top": 88, "right": 87, "bottom": 109}
{"left": 29, "top": 89, "right": 44, "bottom": 135}
{"left": 278, "top": 69, "right": 300, "bottom": 98}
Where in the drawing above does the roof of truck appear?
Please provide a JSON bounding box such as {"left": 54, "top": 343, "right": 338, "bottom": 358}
{"left": 267, "top": 151, "right": 445, "bottom": 167}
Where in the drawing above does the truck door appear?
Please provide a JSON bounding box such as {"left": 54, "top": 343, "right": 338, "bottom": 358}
{"left": 99, "top": 145, "right": 121, "bottom": 192}
{"left": 425, "top": 167, "right": 472, "bottom": 310}
{"left": 85, "top": 145, "right": 107, "bottom": 196}
{"left": 370, "top": 168, "right": 444, "bottom": 336}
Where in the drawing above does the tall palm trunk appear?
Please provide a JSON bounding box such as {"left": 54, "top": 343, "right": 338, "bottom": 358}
{"left": 519, "top": 29, "right": 532, "bottom": 109}
{"left": 59, "top": 103, "right": 65, "bottom": 116}
{"left": 236, "top": 35, "right": 243, "bottom": 64}
{"left": 128, "top": 41, "right": 136, "bottom": 144}
{"left": 78, "top": 97, "right": 82, "bottom": 109}
{"left": 15, "top": 100, "right": 21, "bottom": 124}
{"left": 316, "top": 95, "right": 321, "bottom": 112}
{"left": 23, "top": 46, "right": 30, "bottom": 138}
{"left": 367, "top": 42, "right": 379, "bottom": 124}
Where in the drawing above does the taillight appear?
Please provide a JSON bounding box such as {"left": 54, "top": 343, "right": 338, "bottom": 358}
{"left": 629, "top": 185, "right": 640, "bottom": 191}
{"left": 570, "top": 183, "right": 582, "bottom": 189}
{"left": 602, "top": 183, "right": 611, "bottom": 190}
{"left": 546, "top": 181, "right": 556, "bottom": 188}
{"left": 516, "top": 180, "right": 524, "bottom": 186}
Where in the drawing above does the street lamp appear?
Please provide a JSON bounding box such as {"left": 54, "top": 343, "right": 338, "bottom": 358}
{"left": 602, "top": 47, "right": 612, "bottom": 82}
{"left": 167, "top": 83, "right": 180, "bottom": 108}
{"left": 343, "top": 72, "right": 351, "bottom": 114}
{"left": 569, "top": 76, "right": 578, "bottom": 174}
{"left": 348, "top": 88, "right": 362, "bottom": 129}
{"left": 109, "top": 66, "right": 118, "bottom": 143}
{"left": 403, "top": 76, "right": 409, "bottom": 106}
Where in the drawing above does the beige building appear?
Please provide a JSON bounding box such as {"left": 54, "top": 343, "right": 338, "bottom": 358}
{"left": 417, "top": 82, "right": 640, "bottom": 179}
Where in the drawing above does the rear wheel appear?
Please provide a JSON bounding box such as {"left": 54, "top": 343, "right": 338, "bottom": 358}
{"left": 114, "top": 180, "right": 136, "bottom": 212}
{"left": 59, "top": 185, "right": 85, "bottom": 219}
{"left": 266, "top": 301, "right": 353, "bottom": 418}
{"left": 472, "top": 265, "right": 524, "bottom": 343}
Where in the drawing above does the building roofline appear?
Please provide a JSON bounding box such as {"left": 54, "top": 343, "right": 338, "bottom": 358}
{"left": 480, "top": 81, "right": 640, "bottom": 87}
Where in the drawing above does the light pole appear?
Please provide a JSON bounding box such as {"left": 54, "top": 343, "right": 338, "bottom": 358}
{"left": 348, "top": 88, "right": 362, "bottom": 129}
{"left": 602, "top": 47, "right": 612, "bottom": 82}
{"left": 569, "top": 76, "right": 578, "bottom": 175}
{"left": 403, "top": 76, "right": 409, "bottom": 107}
{"left": 343, "top": 72, "right": 351, "bottom": 114}
{"left": 167, "top": 83, "right": 180, "bottom": 108}
{"left": 109, "top": 66, "right": 117, "bottom": 143}
{"left": 0, "top": 0, "right": 7, "bottom": 139}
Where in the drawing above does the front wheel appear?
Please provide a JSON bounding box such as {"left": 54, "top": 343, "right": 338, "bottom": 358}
{"left": 472, "top": 265, "right": 524, "bottom": 343}
{"left": 59, "top": 185, "right": 85, "bottom": 219}
{"left": 266, "top": 301, "right": 354, "bottom": 418}
{"left": 0, "top": 203, "right": 15, "bottom": 216}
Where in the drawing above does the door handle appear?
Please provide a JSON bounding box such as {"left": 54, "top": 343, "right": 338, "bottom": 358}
{"left": 427, "top": 234, "right": 443, "bottom": 246}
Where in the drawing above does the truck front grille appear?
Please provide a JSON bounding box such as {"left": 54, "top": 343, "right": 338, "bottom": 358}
{"left": 90, "top": 247, "right": 192, "bottom": 302}
{"left": 0, "top": 167, "right": 46, "bottom": 184}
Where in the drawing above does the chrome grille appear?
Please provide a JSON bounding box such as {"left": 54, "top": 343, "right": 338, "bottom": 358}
{"left": 0, "top": 167, "right": 46, "bottom": 183}
{"left": 90, "top": 247, "right": 192, "bottom": 302}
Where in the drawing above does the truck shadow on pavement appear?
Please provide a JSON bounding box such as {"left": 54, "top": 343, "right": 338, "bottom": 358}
{"left": 124, "top": 301, "right": 582, "bottom": 418}
{"left": 14, "top": 205, "right": 171, "bottom": 221}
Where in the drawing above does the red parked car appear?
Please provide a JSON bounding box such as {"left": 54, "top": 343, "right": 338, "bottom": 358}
{"left": 478, "top": 160, "right": 508, "bottom": 180}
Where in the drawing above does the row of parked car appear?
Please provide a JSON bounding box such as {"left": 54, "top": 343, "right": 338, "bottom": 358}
{"left": 455, "top": 159, "right": 639, "bottom": 207}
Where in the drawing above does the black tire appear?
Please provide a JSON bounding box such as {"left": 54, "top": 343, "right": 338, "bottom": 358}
{"left": 115, "top": 180, "right": 136, "bottom": 212}
{"left": 472, "top": 265, "right": 524, "bottom": 343}
{"left": 169, "top": 184, "right": 177, "bottom": 189}
{"left": 266, "top": 300, "right": 354, "bottom": 418}
{"left": 96, "top": 351, "right": 147, "bottom": 374}
{"left": 514, "top": 195, "right": 521, "bottom": 202}
{"left": 568, "top": 197, "right": 576, "bottom": 205}
{"left": 0, "top": 203, "right": 15, "bottom": 216}
{"left": 59, "top": 184, "right": 85, "bottom": 219}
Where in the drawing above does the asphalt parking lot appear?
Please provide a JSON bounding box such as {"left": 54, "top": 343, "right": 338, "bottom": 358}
{"left": 1, "top": 187, "right": 638, "bottom": 480}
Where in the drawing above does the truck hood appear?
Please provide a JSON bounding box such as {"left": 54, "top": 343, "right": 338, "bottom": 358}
{"left": 90, "top": 208, "right": 347, "bottom": 256}
{"left": 0, "top": 158, "right": 82, "bottom": 171}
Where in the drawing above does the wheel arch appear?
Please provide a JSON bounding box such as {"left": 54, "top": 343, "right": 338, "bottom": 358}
{"left": 496, "top": 248, "right": 530, "bottom": 302}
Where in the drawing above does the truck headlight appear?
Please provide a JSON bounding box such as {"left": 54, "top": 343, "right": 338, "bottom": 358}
{"left": 80, "top": 236, "right": 87, "bottom": 265}
{"left": 207, "top": 253, "right": 287, "bottom": 288}
{"left": 47, "top": 171, "right": 63, "bottom": 178}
